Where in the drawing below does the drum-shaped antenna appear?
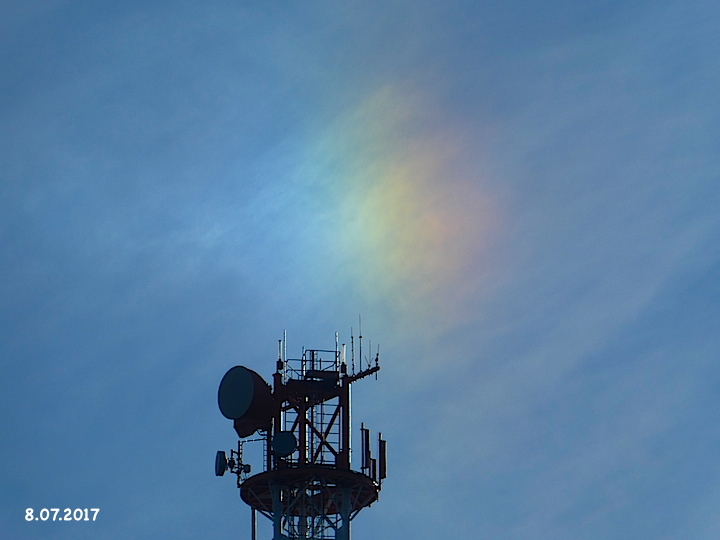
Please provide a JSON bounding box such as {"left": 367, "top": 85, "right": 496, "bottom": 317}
{"left": 218, "top": 366, "right": 266, "bottom": 419}
{"left": 218, "top": 366, "right": 274, "bottom": 438}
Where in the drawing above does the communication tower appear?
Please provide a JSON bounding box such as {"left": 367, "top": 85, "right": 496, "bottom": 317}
{"left": 215, "top": 331, "right": 386, "bottom": 540}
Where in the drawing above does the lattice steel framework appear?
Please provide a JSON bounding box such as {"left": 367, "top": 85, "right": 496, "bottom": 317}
{"left": 217, "top": 335, "right": 386, "bottom": 540}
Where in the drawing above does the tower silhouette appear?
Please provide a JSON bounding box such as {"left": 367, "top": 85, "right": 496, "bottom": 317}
{"left": 216, "top": 332, "right": 386, "bottom": 540}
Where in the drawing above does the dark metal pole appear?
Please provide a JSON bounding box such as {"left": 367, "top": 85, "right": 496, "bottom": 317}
{"left": 340, "top": 374, "right": 350, "bottom": 468}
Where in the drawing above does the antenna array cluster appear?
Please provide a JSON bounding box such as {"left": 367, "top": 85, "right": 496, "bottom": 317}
{"left": 216, "top": 330, "right": 386, "bottom": 540}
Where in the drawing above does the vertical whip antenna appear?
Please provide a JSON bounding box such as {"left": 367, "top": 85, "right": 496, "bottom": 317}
{"left": 350, "top": 328, "right": 355, "bottom": 375}
{"left": 376, "top": 344, "right": 380, "bottom": 378}
{"left": 358, "top": 315, "right": 362, "bottom": 372}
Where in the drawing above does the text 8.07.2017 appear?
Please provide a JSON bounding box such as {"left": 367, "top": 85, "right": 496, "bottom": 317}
{"left": 25, "top": 508, "right": 99, "bottom": 522}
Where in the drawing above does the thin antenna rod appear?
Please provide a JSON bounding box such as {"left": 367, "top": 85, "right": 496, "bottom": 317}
{"left": 359, "top": 315, "right": 362, "bottom": 372}
{"left": 376, "top": 344, "right": 380, "bottom": 379}
{"left": 350, "top": 328, "right": 355, "bottom": 374}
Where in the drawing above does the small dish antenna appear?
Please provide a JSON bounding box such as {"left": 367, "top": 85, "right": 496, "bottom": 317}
{"left": 215, "top": 450, "right": 228, "bottom": 477}
{"left": 272, "top": 431, "right": 298, "bottom": 457}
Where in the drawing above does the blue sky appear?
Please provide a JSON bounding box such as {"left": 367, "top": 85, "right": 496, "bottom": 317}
{"left": 1, "top": 1, "right": 719, "bottom": 538}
